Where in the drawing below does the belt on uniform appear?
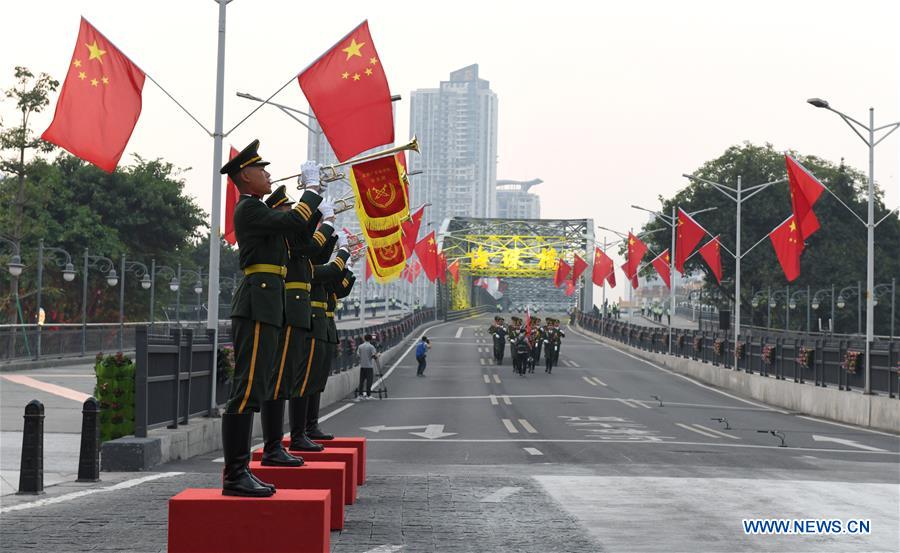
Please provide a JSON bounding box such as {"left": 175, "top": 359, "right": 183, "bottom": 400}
{"left": 243, "top": 264, "right": 287, "bottom": 278}
{"left": 310, "top": 301, "right": 328, "bottom": 309}
{"left": 285, "top": 281, "right": 311, "bottom": 291}
{"left": 326, "top": 312, "right": 335, "bottom": 318}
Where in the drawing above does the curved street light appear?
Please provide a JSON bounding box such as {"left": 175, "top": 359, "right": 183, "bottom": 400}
{"left": 80, "top": 249, "right": 118, "bottom": 355}
{"left": 835, "top": 282, "right": 863, "bottom": 335}
{"left": 118, "top": 255, "right": 151, "bottom": 351}
{"left": 34, "top": 239, "right": 77, "bottom": 359}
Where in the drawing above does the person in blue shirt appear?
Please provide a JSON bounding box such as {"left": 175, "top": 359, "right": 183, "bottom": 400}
{"left": 415, "top": 335, "right": 431, "bottom": 376}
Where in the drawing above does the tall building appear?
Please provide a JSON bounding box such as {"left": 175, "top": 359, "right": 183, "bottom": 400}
{"left": 409, "top": 64, "right": 499, "bottom": 231}
{"left": 496, "top": 179, "right": 541, "bottom": 219}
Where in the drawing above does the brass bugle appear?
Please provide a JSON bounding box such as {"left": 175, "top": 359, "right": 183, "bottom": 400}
{"left": 272, "top": 136, "right": 420, "bottom": 186}
{"left": 333, "top": 194, "right": 355, "bottom": 215}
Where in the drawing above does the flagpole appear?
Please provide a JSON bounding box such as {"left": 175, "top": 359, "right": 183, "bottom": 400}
{"left": 734, "top": 175, "right": 742, "bottom": 370}
{"left": 669, "top": 206, "right": 676, "bottom": 354}
{"left": 602, "top": 236, "right": 607, "bottom": 318}
{"left": 205, "top": 0, "right": 228, "bottom": 416}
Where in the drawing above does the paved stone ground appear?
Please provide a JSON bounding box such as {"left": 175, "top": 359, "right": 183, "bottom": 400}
{"left": 0, "top": 471, "right": 598, "bottom": 553}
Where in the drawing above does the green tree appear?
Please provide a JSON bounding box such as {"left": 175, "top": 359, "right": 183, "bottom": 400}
{"left": 639, "top": 142, "right": 899, "bottom": 334}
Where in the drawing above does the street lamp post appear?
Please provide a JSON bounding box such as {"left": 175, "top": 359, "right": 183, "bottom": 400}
{"left": 151, "top": 263, "right": 182, "bottom": 332}
{"left": 836, "top": 282, "right": 863, "bottom": 335}
{"left": 1, "top": 236, "right": 25, "bottom": 357}
{"left": 807, "top": 98, "right": 900, "bottom": 394}
{"left": 34, "top": 239, "right": 76, "bottom": 359}
{"left": 81, "top": 249, "right": 118, "bottom": 355}
{"left": 788, "top": 287, "right": 811, "bottom": 333}
{"left": 629, "top": 206, "right": 717, "bottom": 354}
{"left": 751, "top": 289, "right": 772, "bottom": 330}
{"left": 682, "top": 173, "right": 787, "bottom": 371}
{"left": 872, "top": 279, "right": 896, "bottom": 340}
{"left": 118, "top": 255, "right": 151, "bottom": 351}
{"left": 811, "top": 285, "right": 836, "bottom": 334}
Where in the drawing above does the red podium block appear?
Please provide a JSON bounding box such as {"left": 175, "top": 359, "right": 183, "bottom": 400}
{"left": 168, "top": 488, "right": 329, "bottom": 553}
{"left": 249, "top": 461, "right": 345, "bottom": 530}
{"left": 252, "top": 447, "right": 357, "bottom": 505}
{"left": 281, "top": 437, "right": 367, "bottom": 485}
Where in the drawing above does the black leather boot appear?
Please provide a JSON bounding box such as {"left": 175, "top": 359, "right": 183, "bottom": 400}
{"left": 222, "top": 413, "right": 274, "bottom": 497}
{"left": 245, "top": 413, "right": 275, "bottom": 492}
{"left": 288, "top": 397, "right": 324, "bottom": 451}
{"left": 305, "top": 392, "right": 334, "bottom": 441}
{"left": 260, "top": 400, "right": 304, "bottom": 467}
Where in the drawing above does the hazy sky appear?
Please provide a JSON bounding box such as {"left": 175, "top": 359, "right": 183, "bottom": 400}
{"left": 3, "top": 0, "right": 898, "bottom": 301}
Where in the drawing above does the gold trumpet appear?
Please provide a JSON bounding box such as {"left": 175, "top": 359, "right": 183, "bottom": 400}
{"left": 272, "top": 136, "right": 419, "bottom": 186}
{"left": 333, "top": 193, "right": 355, "bottom": 215}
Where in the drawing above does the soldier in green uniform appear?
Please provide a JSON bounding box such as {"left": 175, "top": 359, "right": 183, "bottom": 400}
{"left": 259, "top": 182, "right": 337, "bottom": 463}
{"left": 488, "top": 316, "right": 507, "bottom": 365}
{"left": 220, "top": 140, "right": 323, "bottom": 497}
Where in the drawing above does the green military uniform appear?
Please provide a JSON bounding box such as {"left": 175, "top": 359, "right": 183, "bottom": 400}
{"left": 488, "top": 317, "right": 507, "bottom": 364}
{"left": 219, "top": 140, "right": 321, "bottom": 497}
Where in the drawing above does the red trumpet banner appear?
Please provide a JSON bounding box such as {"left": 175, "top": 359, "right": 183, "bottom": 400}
{"left": 350, "top": 154, "right": 410, "bottom": 231}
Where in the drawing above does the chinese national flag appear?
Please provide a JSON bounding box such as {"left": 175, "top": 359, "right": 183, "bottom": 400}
{"left": 698, "top": 237, "right": 723, "bottom": 284}
{"left": 592, "top": 247, "right": 614, "bottom": 287}
{"left": 564, "top": 279, "right": 576, "bottom": 297}
{"left": 624, "top": 233, "right": 647, "bottom": 278}
{"left": 650, "top": 249, "right": 671, "bottom": 289}
{"left": 785, "top": 155, "right": 825, "bottom": 239}
{"left": 447, "top": 259, "right": 460, "bottom": 284}
{"left": 769, "top": 216, "right": 804, "bottom": 282}
{"left": 572, "top": 254, "right": 588, "bottom": 281}
{"left": 554, "top": 260, "right": 571, "bottom": 287}
{"left": 621, "top": 263, "right": 639, "bottom": 289}
{"left": 41, "top": 18, "right": 145, "bottom": 172}
{"left": 437, "top": 252, "right": 447, "bottom": 284}
{"left": 298, "top": 20, "right": 393, "bottom": 162}
{"left": 401, "top": 204, "right": 425, "bottom": 257}
{"left": 414, "top": 231, "right": 439, "bottom": 282}
{"left": 224, "top": 147, "right": 240, "bottom": 245}
{"left": 606, "top": 266, "right": 617, "bottom": 288}
{"left": 675, "top": 208, "right": 707, "bottom": 274}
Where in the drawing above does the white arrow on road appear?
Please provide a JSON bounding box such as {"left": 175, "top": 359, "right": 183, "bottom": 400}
{"left": 361, "top": 424, "right": 457, "bottom": 439}
{"left": 812, "top": 435, "right": 887, "bottom": 452}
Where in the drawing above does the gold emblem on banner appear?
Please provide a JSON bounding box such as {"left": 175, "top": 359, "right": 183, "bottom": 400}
{"left": 365, "top": 181, "right": 397, "bottom": 209}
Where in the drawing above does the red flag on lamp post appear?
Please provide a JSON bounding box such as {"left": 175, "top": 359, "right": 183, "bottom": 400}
{"left": 572, "top": 254, "right": 588, "bottom": 282}
{"left": 592, "top": 247, "right": 614, "bottom": 287}
{"left": 675, "top": 208, "right": 708, "bottom": 274}
{"left": 224, "top": 147, "right": 240, "bottom": 245}
{"left": 650, "top": 249, "right": 671, "bottom": 289}
{"left": 785, "top": 155, "right": 826, "bottom": 239}
{"left": 447, "top": 259, "right": 460, "bottom": 284}
{"left": 401, "top": 204, "right": 425, "bottom": 257}
{"left": 554, "top": 260, "right": 571, "bottom": 287}
{"left": 769, "top": 216, "right": 804, "bottom": 281}
{"left": 298, "top": 20, "right": 394, "bottom": 162}
{"left": 414, "top": 231, "right": 439, "bottom": 282}
{"left": 41, "top": 18, "right": 145, "bottom": 172}
{"left": 698, "top": 236, "right": 723, "bottom": 283}
{"left": 624, "top": 233, "right": 648, "bottom": 279}
{"left": 564, "top": 279, "right": 576, "bottom": 297}
{"left": 621, "top": 262, "right": 639, "bottom": 289}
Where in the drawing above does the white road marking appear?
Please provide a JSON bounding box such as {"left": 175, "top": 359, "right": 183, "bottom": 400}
{"left": 797, "top": 415, "right": 898, "bottom": 437}
{"left": 524, "top": 447, "right": 543, "bottom": 456}
{"left": 566, "top": 325, "right": 788, "bottom": 414}
{"left": 320, "top": 403, "right": 354, "bottom": 422}
{"left": 480, "top": 486, "right": 522, "bottom": 503}
{"left": 501, "top": 419, "right": 519, "bottom": 433}
{"left": 518, "top": 419, "right": 538, "bottom": 434}
{"left": 617, "top": 399, "right": 639, "bottom": 409}
{"left": 479, "top": 358, "right": 486, "bottom": 365}
{"left": 630, "top": 399, "right": 653, "bottom": 409}
{"left": 676, "top": 423, "right": 721, "bottom": 439}
{"left": 493, "top": 374, "right": 502, "bottom": 384}
{"left": 483, "top": 374, "right": 491, "bottom": 384}
{"left": 489, "top": 394, "right": 499, "bottom": 405}
{"left": 582, "top": 376, "right": 597, "bottom": 386}
{"left": 455, "top": 327, "right": 464, "bottom": 338}
{"left": 692, "top": 424, "right": 740, "bottom": 440}
{"left": 569, "top": 360, "right": 580, "bottom": 367}
{"left": 363, "top": 546, "right": 405, "bottom": 553}
{"left": 812, "top": 434, "right": 888, "bottom": 452}
{"left": 590, "top": 377, "right": 607, "bottom": 387}
{"left": 360, "top": 438, "right": 900, "bottom": 455}
{"left": 0, "top": 472, "right": 185, "bottom": 514}
{"left": 501, "top": 395, "right": 512, "bottom": 405}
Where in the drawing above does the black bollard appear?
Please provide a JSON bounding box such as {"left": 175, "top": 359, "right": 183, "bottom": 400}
{"left": 18, "top": 399, "right": 45, "bottom": 495}
{"left": 77, "top": 397, "right": 101, "bottom": 482}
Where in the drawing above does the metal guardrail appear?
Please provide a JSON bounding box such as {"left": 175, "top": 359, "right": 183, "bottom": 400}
{"left": 577, "top": 313, "right": 900, "bottom": 398}
{"left": 445, "top": 305, "right": 492, "bottom": 321}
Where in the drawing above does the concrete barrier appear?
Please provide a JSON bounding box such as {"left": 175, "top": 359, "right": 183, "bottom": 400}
{"left": 582, "top": 328, "right": 900, "bottom": 434}
{"left": 102, "top": 318, "right": 441, "bottom": 471}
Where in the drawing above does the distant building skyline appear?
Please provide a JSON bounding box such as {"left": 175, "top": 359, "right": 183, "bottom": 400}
{"left": 496, "top": 179, "right": 542, "bottom": 219}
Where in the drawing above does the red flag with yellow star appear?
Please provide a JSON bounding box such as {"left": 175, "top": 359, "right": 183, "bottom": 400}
{"left": 698, "top": 236, "right": 723, "bottom": 284}
{"left": 675, "top": 208, "right": 708, "bottom": 274}
{"left": 553, "top": 260, "right": 571, "bottom": 288}
{"left": 785, "top": 155, "right": 825, "bottom": 239}
{"left": 414, "top": 231, "right": 440, "bottom": 282}
{"left": 41, "top": 18, "right": 145, "bottom": 172}
{"left": 623, "top": 232, "right": 648, "bottom": 279}
{"left": 769, "top": 216, "right": 804, "bottom": 281}
{"left": 592, "top": 247, "right": 614, "bottom": 287}
{"left": 571, "top": 254, "right": 588, "bottom": 282}
{"left": 650, "top": 249, "right": 671, "bottom": 289}
{"left": 298, "top": 20, "right": 393, "bottom": 162}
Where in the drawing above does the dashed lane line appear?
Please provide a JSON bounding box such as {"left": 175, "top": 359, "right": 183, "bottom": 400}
{"left": 524, "top": 447, "right": 543, "bottom": 456}
{"left": 489, "top": 394, "right": 499, "bottom": 405}
{"left": 501, "top": 419, "right": 519, "bottom": 433}
{"left": 676, "top": 422, "right": 721, "bottom": 439}
{"left": 590, "top": 377, "right": 607, "bottom": 387}
{"left": 692, "top": 423, "right": 740, "bottom": 440}
{"left": 569, "top": 360, "right": 580, "bottom": 367}
{"left": 501, "top": 395, "right": 512, "bottom": 405}
{"left": 455, "top": 327, "right": 464, "bottom": 338}
{"left": 493, "top": 374, "right": 502, "bottom": 384}
{"left": 617, "top": 398, "right": 639, "bottom": 409}
{"left": 582, "top": 376, "right": 597, "bottom": 386}
{"left": 480, "top": 486, "right": 522, "bottom": 503}
{"left": 630, "top": 399, "right": 653, "bottom": 409}
{"left": 518, "top": 419, "right": 539, "bottom": 434}
{"left": 480, "top": 358, "right": 486, "bottom": 365}
{"left": 483, "top": 374, "right": 491, "bottom": 384}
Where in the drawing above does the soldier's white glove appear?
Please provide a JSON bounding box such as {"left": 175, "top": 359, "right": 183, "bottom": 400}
{"left": 318, "top": 199, "right": 335, "bottom": 220}
{"left": 300, "top": 161, "right": 322, "bottom": 191}
{"left": 337, "top": 230, "right": 349, "bottom": 248}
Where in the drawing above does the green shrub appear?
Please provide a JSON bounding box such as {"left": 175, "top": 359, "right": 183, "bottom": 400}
{"left": 94, "top": 352, "right": 135, "bottom": 442}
